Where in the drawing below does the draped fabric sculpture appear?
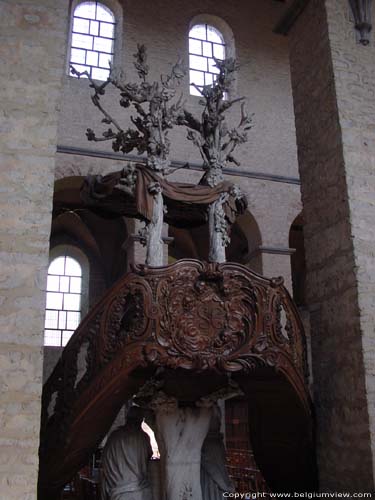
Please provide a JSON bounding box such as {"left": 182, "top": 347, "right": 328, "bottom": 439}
{"left": 201, "top": 404, "right": 235, "bottom": 499}
{"left": 72, "top": 44, "right": 251, "bottom": 265}
{"left": 100, "top": 407, "right": 153, "bottom": 500}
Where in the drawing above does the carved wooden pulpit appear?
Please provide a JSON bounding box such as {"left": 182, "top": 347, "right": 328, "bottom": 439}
{"left": 38, "top": 47, "right": 317, "bottom": 499}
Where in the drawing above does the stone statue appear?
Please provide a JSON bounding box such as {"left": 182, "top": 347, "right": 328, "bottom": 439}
{"left": 100, "top": 406, "right": 153, "bottom": 500}
{"left": 201, "top": 403, "right": 235, "bottom": 499}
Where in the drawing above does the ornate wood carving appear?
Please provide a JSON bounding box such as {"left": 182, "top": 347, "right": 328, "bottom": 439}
{"left": 38, "top": 259, "right": 311, "bottom": 498}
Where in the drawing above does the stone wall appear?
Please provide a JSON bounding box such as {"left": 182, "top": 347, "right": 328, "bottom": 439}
{"left": 325, "top": 1, "right": 375, "bottom": 486}
{"left": 0, "top": 1, "right": 68, "bottom": 497}
{"left": 289, "top": 0, "right": 374, "bottom": 490}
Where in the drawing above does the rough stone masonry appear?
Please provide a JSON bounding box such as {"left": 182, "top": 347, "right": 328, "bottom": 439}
{"left": 0, "top": 1, "right": 68, "bottom": 497}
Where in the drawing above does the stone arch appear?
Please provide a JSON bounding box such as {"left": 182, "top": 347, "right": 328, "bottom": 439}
{"left": 234, "top": 209, "right": 263, "bottom": 273}
{"left": 52, "top": 176, "right": 128, "bottom": 302}
{"left": 168, "top": 208, "right": 262, "bottom": 271}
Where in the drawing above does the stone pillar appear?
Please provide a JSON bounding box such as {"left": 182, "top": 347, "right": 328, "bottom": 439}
{"left": 289, "top": 0, "right": 375, "bottom": 490}
{"left": 0, "top": 1, "right": 68, "bottom": 497}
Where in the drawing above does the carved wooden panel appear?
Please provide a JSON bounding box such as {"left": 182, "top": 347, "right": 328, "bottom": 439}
{"left": 39, "top": 259, "right": 311, "bottom": 498}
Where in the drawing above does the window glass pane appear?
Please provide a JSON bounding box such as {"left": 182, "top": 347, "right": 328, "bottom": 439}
{"left": 190, "top": 24, "right": 206, "bottom": 40}
{"left": 71, "top": 48, "right": 86, "bottom": 64}
{"left": 90, "top": 20, "right": 99, "bottom": 36}
{"left": 47, "top": 275, "right": 59, "bottom": 292}
{"left": 73, "top": 17, "right": 90, "bottom": 34}
{"left": 189, "top": 38, "right": 201, "bottom": 55}
{"left": 100, "top": 22, "right": 114, "bottom": 38}
{"left": 65, "top": 257, "right": 82, "bottom": 277}
{"left": 202, "top": 41, "right": 212, "bottom": 58}
{"left": 93, "top": 36, "right": 113, "bottom": 53}
{"left": 62, "top": 331, "right": 74, "bottom": 347}
{"left": 49, "top": 257, "right": 65, "bottom": 275}
{"left": 207, "top": 25, "right": 223, "bottom": 44}
{"left": 86, "top": 50, "right": 99, "bottom": 66}
{"left": 63, "top": 293, "right": 81, "bottom": 312}
{"left": 190, "top": 55, "right": 207, "bottom": 72}
{"left": 92, "top": 67, "right": 110, "bottom": 80}
{"left": 75, "top": 2, "right": 96, "bottom": 20}
{"left": 72, "top": 33, "right": 93, "bottom": 50}
{"left": 46, "top": 292, "right": 63, "bottom": 310}
{"left": 205, "top": 73, "right": 214, "bottom": 86}
{"left": 58, "top": 311, "right": 67, "bottom": 330}
{"left": 67, "top": 311, "right": 81, "bottom": 330}
{"left": 99, "top": 53, "right": 111, "bottom": 68}
{"left": 96, "top": 4, "right": 114, "bottom": 22}
{"left": 70, "top": 277, "right": 82, "bottom": 293}
{"left": 45, "top": 310, "right": 58, "bottom": 329}
{"left": 213, "top": 43, "right": 225, "bottom": 59}
{"left": 190, "top": 70, "right": 205, "bottom": 87}
{"left": 44, "top": 330, "right": 62, "bottom": 347}
{"left": 60, "top": 276, "right": 70, "bottom": 292}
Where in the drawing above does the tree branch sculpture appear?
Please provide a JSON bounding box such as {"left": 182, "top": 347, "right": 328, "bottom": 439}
{"left": 179, "top": 57, "right": 252, "bottom": 187}
{"left": 73, "top": 49, "right": 250, "bottom": 265}
{"left": 71, "top": 45, "right": 186, "bottom": 266}
{"left": 178, "top": 58, "right": 253, "bottom": 261}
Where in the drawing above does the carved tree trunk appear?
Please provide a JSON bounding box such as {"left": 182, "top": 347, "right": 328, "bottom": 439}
{"left": 146, "top": 187, "right": 164, "bottom": 267}
{"left": 151, "top": 396, "right": 211, "bottom": 500}
{"left": 208, "top": 194, "right": 228, "bottom": 264}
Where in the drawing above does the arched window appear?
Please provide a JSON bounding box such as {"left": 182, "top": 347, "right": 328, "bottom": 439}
{"left": 188, "top": 23, "right": 226, "bottom": 96}
{"left": 69, "top": 1, "right": 115, "bottom": 81}
{"left": 44, "top": 255, "right": 83, "bottom": 347}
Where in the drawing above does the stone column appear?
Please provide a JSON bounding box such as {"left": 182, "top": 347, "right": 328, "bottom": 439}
{"left": 0, "top": 1, "right": 68, "bottom": 498}
{"left": 289, "top": 0, "right": 375, "bottom": 490}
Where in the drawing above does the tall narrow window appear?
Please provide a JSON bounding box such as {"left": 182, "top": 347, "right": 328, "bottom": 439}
{"left": 69, "top": 1, "right": 115, "bottom": 81}
{"left": 189, "top": 24, "right": 226, "bottom": 96}
{"left": 44, "top": 256, "right": 82, "bottom": 347}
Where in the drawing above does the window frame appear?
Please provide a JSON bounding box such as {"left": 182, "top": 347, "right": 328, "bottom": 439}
{"left": 66, "top": 0, "right": 123, "bottom": 81}
{"left": 187, "top": 14, "right": 236, "bottom": 99}
{"left": 188, "top": 23, "right": 226, "bottom": 96}
{"left": 44, "top": 245, "right": 89, "bottom": 347}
